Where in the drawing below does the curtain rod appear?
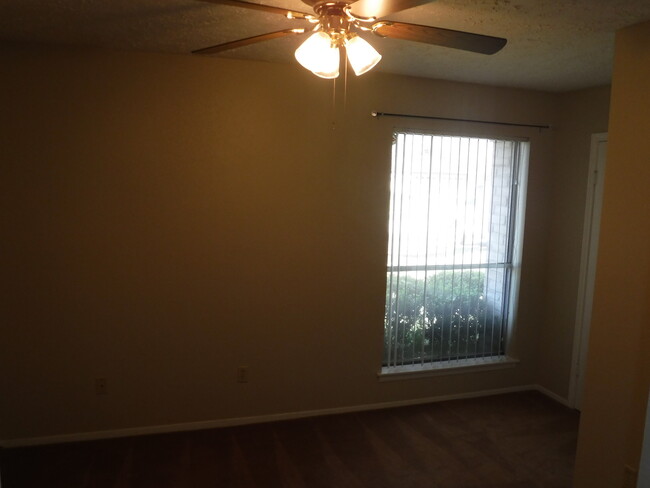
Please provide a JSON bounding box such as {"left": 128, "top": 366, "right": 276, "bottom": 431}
{"left": 371, "top": 111, "right": 551, "bottom": 130}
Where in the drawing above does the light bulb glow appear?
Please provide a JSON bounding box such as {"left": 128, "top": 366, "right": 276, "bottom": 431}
{"left": 345, "top": 35, "right": 382, "bottom": 76}
{"left": 295, "top": 31, "right": 340, "bottom": 79}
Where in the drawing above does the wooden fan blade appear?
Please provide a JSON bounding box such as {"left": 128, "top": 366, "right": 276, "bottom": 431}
{"left": 193, "top": 29, "right": 304, "bottom": 55}
{"left": 350, "top": 0, "right": 435, "bottom": 19}
{"left": 198, "top": 0, "right": 314, "bottom": 20}
{"left": 373, "top": 21, "right": 507, "bottom": 54}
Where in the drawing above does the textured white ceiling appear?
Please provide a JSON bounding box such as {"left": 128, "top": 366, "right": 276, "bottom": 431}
{"left": 1, "top": 0, "right": 650, "bottom": 91}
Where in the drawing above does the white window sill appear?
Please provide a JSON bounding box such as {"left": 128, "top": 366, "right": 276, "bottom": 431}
{"left": 378, "top": 356, "right": 519, "bottom": 381}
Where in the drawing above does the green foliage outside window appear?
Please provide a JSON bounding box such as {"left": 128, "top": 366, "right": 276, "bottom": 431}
{"left": 384, "top": 270, "right": 504, "bottom": 365}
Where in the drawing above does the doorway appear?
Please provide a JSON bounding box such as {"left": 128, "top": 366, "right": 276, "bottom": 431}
{"left": 568, "top": 133, "right": 608, "bottom": 410}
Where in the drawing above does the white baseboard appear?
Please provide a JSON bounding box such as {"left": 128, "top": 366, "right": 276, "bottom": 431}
{"left": 533, "top": 384, "right": 572, "bottom": 407}
{"left": 0, "top": 384, "right": 570, "bottom": 448}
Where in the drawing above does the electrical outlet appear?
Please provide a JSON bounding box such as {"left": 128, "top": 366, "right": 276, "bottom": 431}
{"left": 236, "top": 366, "right": 249, "bottom": 383}
{"left": 95, "top": 378, "right": 108, "bottom": 395}
{"left": 623, "top": 465, "right": 638, "bottom": 488}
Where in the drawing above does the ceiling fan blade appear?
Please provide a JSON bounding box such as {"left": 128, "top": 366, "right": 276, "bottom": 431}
{"left": 198, "top": 0, "right": 314, "bottom": 20}
{"left": 372, "top": 21, "right": 507, "bottom": 54}
{"left": 350, "top": 0, "right": 435, "bottom": 19}
{"left": 193, "top": 29, "right": 304, "bottom": 55}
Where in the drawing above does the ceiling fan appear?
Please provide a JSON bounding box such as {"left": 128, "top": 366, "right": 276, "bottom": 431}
{"left": 192, "top": 0, "right": 507, "bottom": 79}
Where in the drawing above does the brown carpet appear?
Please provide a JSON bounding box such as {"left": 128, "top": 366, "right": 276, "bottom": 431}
{"left": 1, "top": 391, "right": 579, "bottom": 487}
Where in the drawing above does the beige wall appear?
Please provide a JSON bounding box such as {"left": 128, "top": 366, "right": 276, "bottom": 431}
{"left": 538, "top": 86, "right": 611, "bottom": 398}
{"left": 573, "top": 20, "right": 650, "bottom": 488}
{"left": 0, "top": 42, "right": 604, "bottom": 442}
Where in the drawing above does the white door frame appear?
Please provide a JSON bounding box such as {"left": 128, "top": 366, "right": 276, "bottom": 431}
{"left": 639, "top": 391, "right": 650, "bottom": 486}
{"left": 568, "top": 132, "right": 608, "bottom": 410}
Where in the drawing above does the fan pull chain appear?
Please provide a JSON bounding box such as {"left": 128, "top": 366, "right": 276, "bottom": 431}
{"left": 330, "top": 52, "right": 350, "bottom": 130}
{"left": 343, "top": 49, "right": 348, "bottom": 114}
{"left": 331, "top": 76, "right": 337, "bottom": 130}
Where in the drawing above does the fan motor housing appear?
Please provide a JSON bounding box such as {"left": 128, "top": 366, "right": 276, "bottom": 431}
{"left": 312, "top": 2, "right": 356, "bottom": 41}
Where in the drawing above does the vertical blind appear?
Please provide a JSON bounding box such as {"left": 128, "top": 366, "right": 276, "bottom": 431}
{"left": 384, "top": 132, "right": 525, "bottom": 369}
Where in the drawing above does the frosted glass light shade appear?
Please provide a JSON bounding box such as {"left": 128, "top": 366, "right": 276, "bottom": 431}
{"left": 295, "top": 31, "right": 340, "bottom": 79}
{"left": 345, "top": 35, "right": 382, "bottom": 76}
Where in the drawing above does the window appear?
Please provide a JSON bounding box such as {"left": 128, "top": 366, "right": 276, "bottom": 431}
{"left": 383, "top": 131, "right": 528, "bottom": 374}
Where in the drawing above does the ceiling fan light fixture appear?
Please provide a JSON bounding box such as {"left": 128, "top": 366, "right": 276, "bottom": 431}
{"left": 345, "top": 34, "right": 382, "bottom": 76}
{"left": 295, "top": 31, "right": 340, "bottom": 79}
{"left": 194, "top": 0, "right": 508, "bottom": 81}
